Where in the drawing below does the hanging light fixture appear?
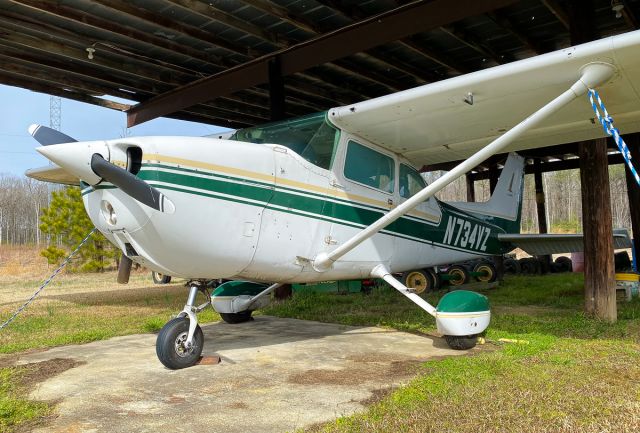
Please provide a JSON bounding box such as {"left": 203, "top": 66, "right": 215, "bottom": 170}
{"left": 611, "top": 0, "right": 625, "bottom": 19}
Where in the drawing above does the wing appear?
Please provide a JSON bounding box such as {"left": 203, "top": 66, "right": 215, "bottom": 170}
{"left": 328, "top": 30, "right": 640, "bottom": 167}
{"left": 25, "top": 164, "right": 79, "bottom": 186}
{"left": 498, "top": 229, "right": 632, "bottom": 256}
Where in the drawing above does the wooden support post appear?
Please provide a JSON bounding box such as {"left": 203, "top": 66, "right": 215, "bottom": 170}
{"left": 579, "top": 138, "right": 617, "bottom": 321}
{"left": 569, "top": 0, "right": 615, "bottom": 320}
{"left": 268, "top": 56, "right": 285, "bottom": 121}
{"left": 534, "top": 159, "right": 552, "bottom": 273}
{"left": 466, "top": 174, "right": 475, "bottom": 202}
{"left": 624, "top": 133, "right": 640, "bottom": 269}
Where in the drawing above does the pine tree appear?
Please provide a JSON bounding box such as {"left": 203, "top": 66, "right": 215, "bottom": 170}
{"left": 39, "top": 187, "right": 118, "bottom": 272}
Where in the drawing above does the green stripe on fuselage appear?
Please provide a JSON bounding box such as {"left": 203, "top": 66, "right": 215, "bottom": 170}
{"left": 93, "top": 164, "right": 503, "bottom": 254}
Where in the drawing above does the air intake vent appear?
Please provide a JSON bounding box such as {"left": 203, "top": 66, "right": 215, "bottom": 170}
{"left": 127, "top": 147, "right": 142, "bottom": 175}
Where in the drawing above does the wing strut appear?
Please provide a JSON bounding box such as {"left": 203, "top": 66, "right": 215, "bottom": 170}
{"left": 313, "top": 62, "right": 615, "bottom": 272}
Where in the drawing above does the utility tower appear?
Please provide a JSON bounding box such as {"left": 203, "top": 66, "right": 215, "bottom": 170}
{"left": 47, "top": 96, "right": 63, "bottom": 200}
{"left": 49, "top": 96, "right": 61, "bottom": 131}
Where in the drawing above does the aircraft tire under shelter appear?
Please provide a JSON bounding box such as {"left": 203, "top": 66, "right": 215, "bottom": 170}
{"left": 472, "top": 261, "right": 497, "bottom": 283}
{"left": 445, "top": 335, "right": 478, "bottom": 350}
{"left": 446, "top": 265, "right": 470, "bottom": 286}
{"left": 220, "top": 311, "right": 254, "bottom": 324}
{"left": 401, "top": 269, "right": 436, "bottom": 294}
{"left": 156, "top": 317, "right": 204, "bottom": 369}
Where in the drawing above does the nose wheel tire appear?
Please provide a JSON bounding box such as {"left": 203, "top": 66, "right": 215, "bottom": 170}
{"left": 444, "top": 334, "right": 478, "bottom": 350}
{"left": 156, "top": 317, "right": 203, "bottom": 369}
{"left": 220, "top": 311, "right": 254, "bottom": 324}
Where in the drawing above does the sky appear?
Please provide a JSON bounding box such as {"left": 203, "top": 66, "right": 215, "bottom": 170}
{"left": 0, "top": 84, "right": 229, "bottom": 176}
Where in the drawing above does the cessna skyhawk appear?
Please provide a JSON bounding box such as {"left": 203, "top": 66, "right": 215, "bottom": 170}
{"left": 26, "top": 30, "right": 640, "bottom": 369}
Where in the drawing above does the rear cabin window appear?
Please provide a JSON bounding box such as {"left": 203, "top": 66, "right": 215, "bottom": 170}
{"left": 229, "top": 112, "right": 339, "bottom": 170}
{"left": 344, "top": 141, "right": 394, "bottom": 193}
{"left": 399, "top": 164, "right": 426, "bottom": 198}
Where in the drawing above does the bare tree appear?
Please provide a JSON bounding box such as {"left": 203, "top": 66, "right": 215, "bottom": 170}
{"left": 0, "top": 173, "right": 50, "bottom": 245}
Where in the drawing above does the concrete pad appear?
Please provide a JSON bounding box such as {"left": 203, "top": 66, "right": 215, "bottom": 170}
{"left": 18, "top": 316, "right": 467, "bottom": 433}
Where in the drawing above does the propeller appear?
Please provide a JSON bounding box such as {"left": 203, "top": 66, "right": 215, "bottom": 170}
{"left": 30, "top": 124, "right": 175, "bottom": 284}
{"left": 29, "top": 124, "right": 77, "bottom": 145}
{"left": 90, "top": 154, "right": 174, "bottom": 213}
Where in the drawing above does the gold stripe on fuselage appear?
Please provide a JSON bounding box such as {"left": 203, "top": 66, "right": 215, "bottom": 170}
{"left": 144, "top": 153, "right": 440, "bottom": 223}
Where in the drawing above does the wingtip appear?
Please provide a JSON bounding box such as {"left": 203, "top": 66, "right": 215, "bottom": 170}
{"left": 28, "top": 124, "right": 41, "bottom": 137}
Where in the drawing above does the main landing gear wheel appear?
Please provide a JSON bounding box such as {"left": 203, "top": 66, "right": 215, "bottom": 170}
{"left": 401, "top": 270, "right": 435, "bottom": 294}
{"left": 152, "top": 271, "right": 172, "bottom": 284}
{"left": 220, "top": 311, "right": 253, "bottom": 324}
{"left": 447, "top": 265, "right": 470, "bottom": 286}
{"left": 444, "top": 334, "right": 478, "bottom": 350}
{"left": 156, "top": 317, "right": 203, "bottom": 369}
{"left": 473, "top": 261, "right": 497, "bottom": 283}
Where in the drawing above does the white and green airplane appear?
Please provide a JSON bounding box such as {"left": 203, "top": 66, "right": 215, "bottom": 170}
{"left": 26, "top": 30, "right": 640, "bottom": 369}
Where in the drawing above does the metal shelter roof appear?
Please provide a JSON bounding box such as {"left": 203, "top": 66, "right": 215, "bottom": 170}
{"left": 1, "top": 0, "right": 639, "bottom": 130}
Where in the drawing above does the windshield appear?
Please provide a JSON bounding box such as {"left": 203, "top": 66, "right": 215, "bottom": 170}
{"left": 229, "top": 112, "right": 340, "bottom": 170}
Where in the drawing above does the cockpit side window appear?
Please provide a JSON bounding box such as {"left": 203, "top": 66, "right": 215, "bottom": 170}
{"left": 229, "top": 112, "right": 339, "bottom": 170}
{"left": 399, "top": 163, "right": 426, "bottom": 198}
{"left": 344, "top": 140, "right": 395, "bottom": 193}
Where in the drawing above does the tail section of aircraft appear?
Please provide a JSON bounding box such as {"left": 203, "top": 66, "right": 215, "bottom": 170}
{"left": 444, "top": 152, "right": 525, "bottom": 234}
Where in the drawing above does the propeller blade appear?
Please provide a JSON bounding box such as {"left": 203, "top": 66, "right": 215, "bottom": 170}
{"left": 29, "top": 124, "right": 77, "bottom": 145}
{"left": 90, "top": 154, "right": 174, "bottom": 213}
{"left": 117, "top": 254, "right": 133, "bottom": 284}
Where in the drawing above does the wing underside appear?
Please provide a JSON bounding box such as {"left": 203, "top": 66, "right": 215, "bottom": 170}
{"left": 328, "top": 30, "right": 640, "bottom": 167}
{"left": 498, "top": 229, "right": 632, "bottom": 256}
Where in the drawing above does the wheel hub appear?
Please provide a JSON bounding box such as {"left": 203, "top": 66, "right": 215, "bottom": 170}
{"left": 174, "top": 331, "right": 194, "bottom": 357}
{"left": 406, "top": 272, "right": 427, "bottom": 294}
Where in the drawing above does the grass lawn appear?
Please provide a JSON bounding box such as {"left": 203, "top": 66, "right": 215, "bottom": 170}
{"left": 262, "top": 274, "right": 640, "bottom": 433}
{"left": 0, "top": 271, "right": 639, "bottom": 432}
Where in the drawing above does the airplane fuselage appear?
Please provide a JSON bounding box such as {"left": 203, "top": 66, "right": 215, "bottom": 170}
{"left": 82, "top": 115, "right": 510, "bottom": 283}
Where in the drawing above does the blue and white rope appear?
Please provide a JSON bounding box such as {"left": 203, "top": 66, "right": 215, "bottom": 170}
{"left": 0, "top": 228, "right": 97, "bottom": 330}
{"left": 588, "top": 88, "right": 640, "bottom": 186}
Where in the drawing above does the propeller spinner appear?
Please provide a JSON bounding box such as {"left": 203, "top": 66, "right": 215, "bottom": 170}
{"left": 31, "top": 125, "right": 175, "bottom": 284}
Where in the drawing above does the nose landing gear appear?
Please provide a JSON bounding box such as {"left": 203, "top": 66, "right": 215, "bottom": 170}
{"left": 156, "top": 281, "right": 210, "bottom": 370}
{"left": 155, "top": 280, "right": 282, "bottom": 369}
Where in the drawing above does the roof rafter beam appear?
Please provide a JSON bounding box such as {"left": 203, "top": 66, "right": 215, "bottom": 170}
{"left": 421, "top": 142, "right": 619, "bottom": 172}
{"left": 318, "top": 0, "right": 462, "bottom": 77}
{"left": 128, "top": 0, "right": 518, "bottom": 127}
{"left": 164, "top": 0, "right": 284, "bottom": 47}
{"left": 23, "top": 0, "right": 401, "bottom": 116}
{"left": 0, "top": 53, "right": 141, "bottom": 100}
{"left": 0, "top": 53, "right": 271, "bottom": 125}
{"left": 238, "top": 1, "right": 430, "bottom": 91}
{"left": 469, "top": 153, "right": 625, "bottom": 180}
{"left": 621, "top": 4, "right": 639, "bottom": 30}
{"left": 440, "top": 24, "right": 507, "bottom": 65}
{"left": 397, "top": 38, "right": 472, "bottom": 75}
{"left": 0, "top": 13, "right": 322, "bottom": 120}
{"left": 486, "top": 10, "right": 545, "bottom": 54}
{"left": 6, "top": 0, "right": 223, "bottom": 67}
{"left": 167, "top": 0, "right": 407, "bottom": 98}
{"left": 239, "top": 0, "right": 317, "bottom": 34}
{"left": 541, "top": 0, "right": 570, "bottom": 30}
{"left": 91, "top": 0, "right": 247, "bottom": 57}
{"left": 0, "top": 71, "right": 131, "bottom": 111}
